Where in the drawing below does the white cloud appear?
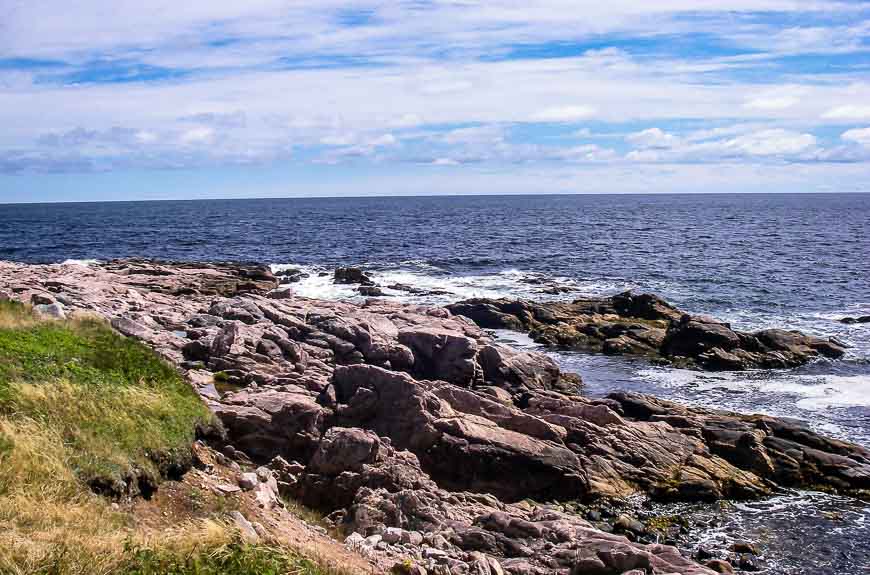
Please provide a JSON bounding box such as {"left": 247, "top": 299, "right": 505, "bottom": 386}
{"left": 822, "top": 105, "right": 870, "bottom": 120}
{"left": 626, "top": 128, "right": 679, "bottom": 149}
{"left": 0, "top": 1, "right": 868, "bottom": 182}
{"left": 626, "top": 127, "right": 819, "bottom": 162}
{"left": 744, "top": 95, "right": 799, "bottom": 111}
{"left": 721, "top": 129, "right": 816, "bottom": 156}
{"left": 558, "top": 144, "right": 617, "bottom": 162}
{"left": 431, "top": 157, "right": 460, "bottom": 166}
{"left": 391, "top": 114, "right": 423, "bottom": 128}
{"left": 369, "top": 133, "right": 398, "bottom": 147}
{"left": 320, "top": 133, "right": 356, "bottom": 146}
{"left": 179, "top": 126, "right": 215, "bottom": 144}
{"left": 530, "top": 106, "right": 596, "bottom": 123}
{"left": 134, "top": 130, "right": 158, "bottom": 144}
{"left": 842, "top": 127, "right": 870, "bottom": 146}
{"left": 437, "top": 125, "right": 506, "bottom": 145}
{"left": 2, "top": 1, "right": 859, "bottom": 63}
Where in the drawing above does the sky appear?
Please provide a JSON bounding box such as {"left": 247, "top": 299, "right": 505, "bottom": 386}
{"left": 1, "top": 1, "right": 870, "bottom": 202}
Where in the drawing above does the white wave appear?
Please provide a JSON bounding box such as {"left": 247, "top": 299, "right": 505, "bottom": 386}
{"left": 270, "top": 262, "right": 634, "bottom": 305}
{"left": 638, "top": 367, "right": 870, "bottom": 410}
{"left": 60, "top": 259, "right": 99, "bottom": 266}
{"left": 790, "top": 376, "right": 870, "bottom": 410}
{"left": 270, "top": 264, "right": 358, "bottom": 300}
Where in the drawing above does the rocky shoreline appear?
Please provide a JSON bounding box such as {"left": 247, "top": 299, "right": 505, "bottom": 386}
{"left": 1, "top": 259, "right": 868, "bottom": 575}
{"left": 447, "top": 295, "right": 847, "bottom": 371}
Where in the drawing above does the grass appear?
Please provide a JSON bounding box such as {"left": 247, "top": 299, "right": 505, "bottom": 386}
{"left": 0, "top": 301, "right": 350, "bottom": 575}
{"left": 0, "top": 300, "right": 208, "bottom": 491}
{"left": 124, "top": 536, "right": 348, "bottom": 575}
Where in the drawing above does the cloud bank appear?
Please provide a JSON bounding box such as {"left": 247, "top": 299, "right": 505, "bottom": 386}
{"left": 1, "top": 1, "right": 869, "bottom": 198}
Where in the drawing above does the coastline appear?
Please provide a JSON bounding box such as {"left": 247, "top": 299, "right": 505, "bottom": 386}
{"left": 2, "top": 259, "right": 868, "bottom": 574}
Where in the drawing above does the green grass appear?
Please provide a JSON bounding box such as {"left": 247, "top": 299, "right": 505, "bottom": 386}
{"left": 0, "top": 301, "right": 352, "bottom": 575}
{"left": 0, "top": 300, "right": 210, "bottom": 490}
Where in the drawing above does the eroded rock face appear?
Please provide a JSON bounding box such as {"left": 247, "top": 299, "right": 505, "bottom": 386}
{"left": 447, "top": 293, "right": 847, "bottom": 371}
{"left": 2, "top": 260, "right": 867, "bottom": 575}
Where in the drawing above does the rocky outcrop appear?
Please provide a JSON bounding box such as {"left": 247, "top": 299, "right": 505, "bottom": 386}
{"left": 447, "top": 293, "right": 848, "bottom": 371}
{"left": 301, "top": 428, "right": 716, "bottom": 575}
{"left": 2, "top": 260, "right": 867, "bottom": 575}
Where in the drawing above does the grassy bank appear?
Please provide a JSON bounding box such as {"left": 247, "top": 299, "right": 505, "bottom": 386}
{"left": 0, "top": 301, "right": 345, "bottom": 575}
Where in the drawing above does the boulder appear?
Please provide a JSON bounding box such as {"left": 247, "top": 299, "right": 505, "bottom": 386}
{"left": 478, "top": 345, "right": 564, "bottom": 391}
{"left": 663, "top": 318, "right": 742, "bottom": 357}
{"left": 398, "top": 327, "right": 480, "bottom": 386}
{"left": 30, "top": 292, "right": 56, "bottom": 306}
{"left": 34, "top": 302, "right": 66, "bottom": 320}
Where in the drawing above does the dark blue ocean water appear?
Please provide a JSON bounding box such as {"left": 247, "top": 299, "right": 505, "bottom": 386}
{"left": 2, "top": 193, "right": 868, "bottom": 317}
{"left": 2, "top": 192, "right": 870, "bottom": 572}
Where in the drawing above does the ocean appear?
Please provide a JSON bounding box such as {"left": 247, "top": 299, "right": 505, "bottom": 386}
{"left": 2, "top": 192, "right": 869, "bottom": 573}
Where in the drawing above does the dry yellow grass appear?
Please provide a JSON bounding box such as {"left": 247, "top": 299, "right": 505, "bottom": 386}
{"left": 0, "top": 301, "right": 354, "bottom": 575}
{"left": 0, "top": 301, "right": 38, "bottom": 330}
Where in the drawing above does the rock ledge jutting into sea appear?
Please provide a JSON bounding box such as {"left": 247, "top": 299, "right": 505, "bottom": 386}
{"left": 447, "top": 294, "right": 847, "bottom": 371}
{"left": 1, "top": 259, "right": 868, "bottom": 575}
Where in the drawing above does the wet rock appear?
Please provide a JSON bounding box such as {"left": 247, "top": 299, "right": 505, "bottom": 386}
{"left": 663, "top": 316, "right": 740, "bottom": 357}
{"left": 276, "top": 268, "right": 309, "bottom": 284}
{"left": 358, "top": 286, "right": 386, "bottom": 297}
{"left": 731, "top": 541, "right": 758, "bottom": 555}
{"left": 705, "top": 559, "right": 734, "bottom": 573}
{"left": 736, "top": 553, "right": 761, "bottom": 571}
{"left": 613, "top": 515, "right": 646, "bottom": 538}
{"left": 840, "top": 315, "right": 870, "bottom": 324}
{"left": 448, "top": 294, "right": 847, "bottom": 371}
{"left": 695, "top": 547, "right": 716, "bottom": 561}
{"left": 335, "top": 267, "right": 374, "bottom": 285}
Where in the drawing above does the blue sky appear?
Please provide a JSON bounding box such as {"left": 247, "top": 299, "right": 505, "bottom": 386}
{"left": 1, "top": 0, "right": 870, "bottom": 202}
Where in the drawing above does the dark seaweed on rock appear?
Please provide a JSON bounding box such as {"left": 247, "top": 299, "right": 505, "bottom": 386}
{"left": 446, "top": 292, "right": 847, "bottom": 371}
{"left": 2, "top": 260, "right": 868, "bottom": 575}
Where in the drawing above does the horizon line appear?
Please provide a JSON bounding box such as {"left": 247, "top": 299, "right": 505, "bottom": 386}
{"left": 3, "top": 189, "right": 869, "bottom": 207}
